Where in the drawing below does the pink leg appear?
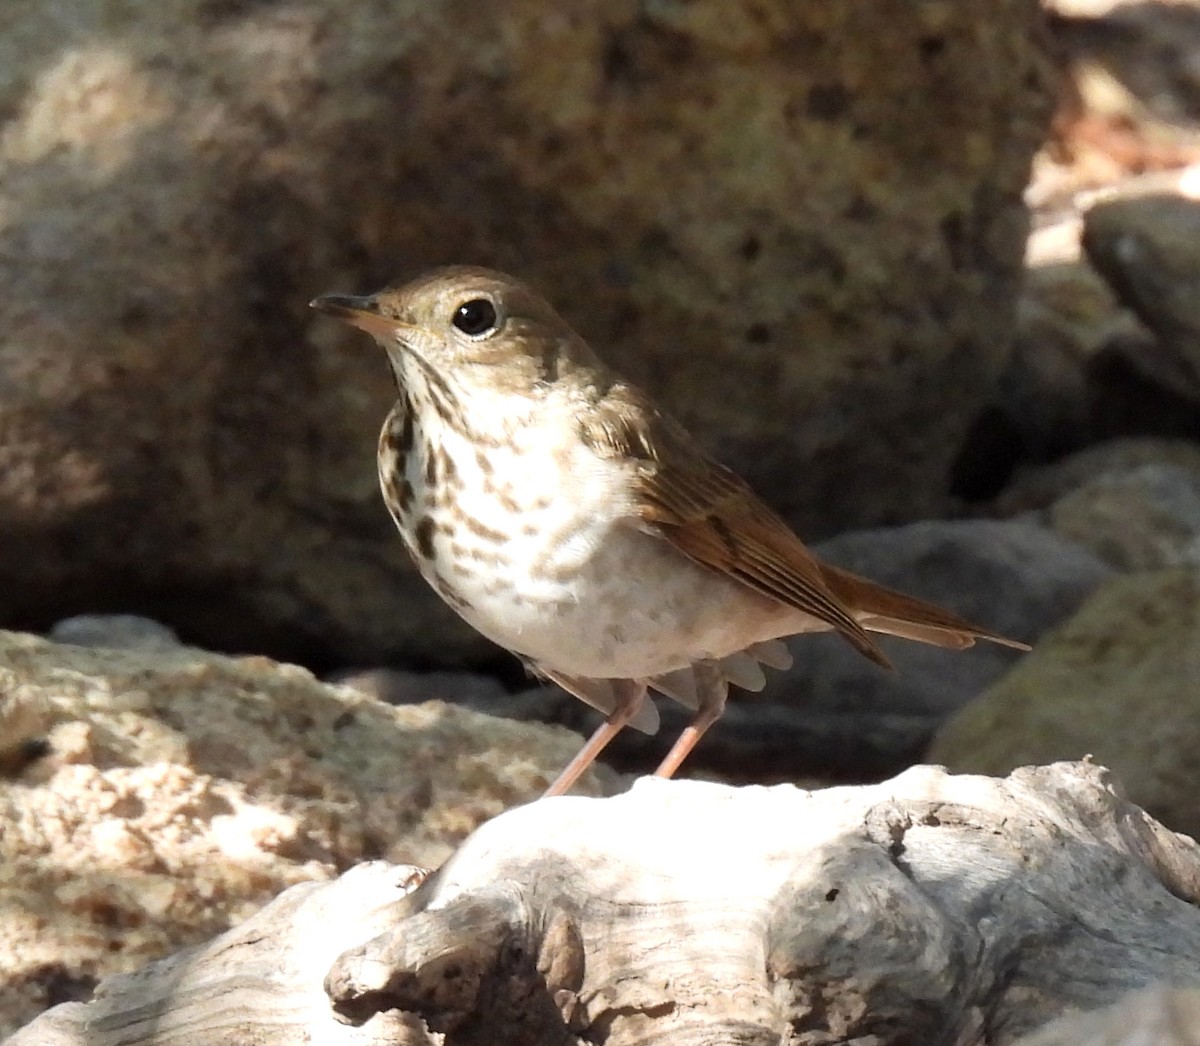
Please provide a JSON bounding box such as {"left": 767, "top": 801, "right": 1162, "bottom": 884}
{"left": 543, "top": 682, "right": 648, "bottom": 797}
{"left": 653, "top": 664, "right": 727, "bottom": 780}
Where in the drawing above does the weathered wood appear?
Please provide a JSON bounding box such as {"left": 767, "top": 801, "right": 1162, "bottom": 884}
{"left": 1017, "top": 985, "right": 1200, "bottom": 1046}
{"left": 10, "top": 763, "right": 1200, "bottom": 1046}
{"left": 5, "top": 862, "right": 435, "bottom": 1046}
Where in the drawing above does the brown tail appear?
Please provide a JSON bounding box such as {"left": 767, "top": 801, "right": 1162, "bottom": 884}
{"left": 818, "top": 562, "right": 1031, "bottom": 653}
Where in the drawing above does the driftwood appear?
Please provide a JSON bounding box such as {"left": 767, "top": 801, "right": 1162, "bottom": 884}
{"left": 1016, "top": 985, "right": 1200, "bottom": 1046}
{"left": 9, "top": 762, "right": 1200, "bottom": 1046}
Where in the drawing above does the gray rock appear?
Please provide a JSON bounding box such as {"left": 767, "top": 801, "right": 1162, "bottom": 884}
{"left": 48, "top": 614, "right": 182, "bottom": 652}
{"left": 980, "top": 190, "right": 1200, "bottom": 486}
{"left": 993, "top": 438, "right": 1200, "bottom": 572}
{"left": 995, "top": 437, "right": 1200, "bottom": 515}
{"left": 809, "top": 518, "right": 1108, "bottom": 650}
{"left": 1084, "top": 194, "right": 1200, "bottom": 394}
{"left": 984, "top": 235, "right": 1200, "bottom": 484}
{"left": 727, "top": 519, "right": 1114, "bottom": 777}
{"left": 1048, "top": 463, "right": 1200, "bottom": 570}
{"left": 1001, "top": 259, "right": 1142, "bottom": 461}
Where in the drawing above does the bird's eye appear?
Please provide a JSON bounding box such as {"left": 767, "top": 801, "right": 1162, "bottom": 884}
{"left": 451, "top": 298, "right": 499, "bottom": 338}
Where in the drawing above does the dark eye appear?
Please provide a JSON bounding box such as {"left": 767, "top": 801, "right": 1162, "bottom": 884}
{"left": 452, "top": 298, "right": 499, "bottom": 337}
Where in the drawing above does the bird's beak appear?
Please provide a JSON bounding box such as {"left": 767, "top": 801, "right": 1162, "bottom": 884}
{"left": 310, "top": 293, "right": 403, "bottom": 339}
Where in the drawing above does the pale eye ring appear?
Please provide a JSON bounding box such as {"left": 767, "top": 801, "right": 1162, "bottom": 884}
{"left": 452, "top": 298, "right": 499, "bottom": 338}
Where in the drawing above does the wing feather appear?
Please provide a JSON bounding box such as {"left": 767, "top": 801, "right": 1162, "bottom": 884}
{"left": 581, "top": 386, "right": 891, "bottom": 667}
{"left": 579, "top": 383, "right": 1028, "bottom": 663}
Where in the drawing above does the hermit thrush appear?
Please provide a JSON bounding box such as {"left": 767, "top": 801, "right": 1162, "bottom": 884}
{"left": 312, "top": 267, "right": 1027, "bottom": 795}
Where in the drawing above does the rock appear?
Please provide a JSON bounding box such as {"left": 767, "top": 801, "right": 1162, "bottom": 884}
{"left": 1015, "top": 985, "right": 1200, "bottom": 1046}
{"left": 1084, "top": 194, "right": 1200, "bottom": 394}
{"left": 1054, "top": 4, "right": 1200, "bottom": 131}
{"left": 329, "top": 666, "right": 509, "bottom": 709}
{"left": 992, "top": 437, "right": 1200, "bottom": 571}
{"left": 48, "top": 614, "right": 182, "bottom": 652}
{"left": 497, "top": 519, "right": 1112, "bottom": 782}
{"left": 929, "top": 568, "right": 1200, "bottom": 841}
{"left": 0, "top": 0, "right": 1050, "bottom": 666}
{"left": 0, "top": 629, "right": 614, "bottom": 1038}
{"left": 957, "top": 207, "right": 1200, "bottom": 501}
{"left": 968, "top": 224, "right": 1200, "bottom": 495}
{"left": 999, "top": 258, "right": 1147, "bottom": 460}
{"left": 808, "top": 518, "right": 1103, "bottom": 656}
{"left": 994, "top": 436, "right": 1200, "bottom": 515}
{"left": 0, "top": 683, "right": 52, "bottom": 779}
{"left": 1043, "top": 1, "right": 1136, "bottom": 22}
{"left": 1047, "top": 462, "right": 1200, "bottom": 570}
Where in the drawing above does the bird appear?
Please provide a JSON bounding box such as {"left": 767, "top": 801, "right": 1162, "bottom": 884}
{"left": 311, "top": 266, "right": 1028, "bottom": 796}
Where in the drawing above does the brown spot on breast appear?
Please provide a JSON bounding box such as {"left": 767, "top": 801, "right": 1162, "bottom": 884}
{"left": 442, "top": 449, "right": 459, "bottom": 486}
{"left": 433, "top": 575, "right": 473, "bottom": 612}
{"left": 448, "top": 539, "right": 505, "bottom": 567}
{"left": 496, "top": 488, "right": 522, "bottom": 513}
{"left": 414, "top": 516, "right": 437, "bottom": 560}
{"left": 428, "top": 382, "right": 455, "bottom": 427}
{"left": 448, "top": 540, "right": 477, "bottom": 575}
{"left": 379, "top": 437, "right": 411, "bottom": 517}
{"left": 398, "top": 397, "right": 414, "bottom": 454}
{"left": 461, "top": 513, "right": 511, "bottom": 545}
{"left": 381, "top": 473, "right": 401, "bottom": 513}
{"left": 380, "top": 397, "right": 415, "bottom": 460}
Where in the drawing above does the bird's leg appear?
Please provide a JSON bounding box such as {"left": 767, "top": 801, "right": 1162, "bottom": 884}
{"left": 653, "top": 662, "right": 727, "bottom": 779}
{"left": 542, "top": 680, "right": 648, "bottom": 797}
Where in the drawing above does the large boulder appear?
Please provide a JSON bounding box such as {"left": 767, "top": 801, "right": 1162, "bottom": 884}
{"left": 0, "top": 0, "right": 1050, "bottom": 665}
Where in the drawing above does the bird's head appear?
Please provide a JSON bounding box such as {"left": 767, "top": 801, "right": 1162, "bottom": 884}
{"left": 311, "top": 266, "right": 604, "bottom": 397}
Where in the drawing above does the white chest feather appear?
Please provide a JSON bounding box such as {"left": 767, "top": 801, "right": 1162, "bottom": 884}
{"left": 378, "top": 385, "right": 796, "bottom": 679}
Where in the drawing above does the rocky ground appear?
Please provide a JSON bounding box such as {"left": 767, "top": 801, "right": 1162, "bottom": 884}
{"left": 3, "top": 0, "right": 1200, "bottom": 1039}
{"left": 0, "top": 624, "right": 617, "bottom": 1033}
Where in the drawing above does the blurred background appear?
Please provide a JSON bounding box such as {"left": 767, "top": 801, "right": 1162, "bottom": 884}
{"left": 0, "top": 0, "right": 1052, "bottom": 670}
{"left": 2, "top": 0, "right": 1195, "bottom": 762}
{"left": 6, "top": 0, "right": 1200, "bottom": 835}
{"left": 3, "top": 0, "right": 1200, "bottom": 1033}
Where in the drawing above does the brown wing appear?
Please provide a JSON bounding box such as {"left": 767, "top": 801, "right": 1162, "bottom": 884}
{"left": 580, "top": 383, "right": 1030, "bottom": 662}
{"left": 580, "top": 385, "right": 891, "bottom": 667}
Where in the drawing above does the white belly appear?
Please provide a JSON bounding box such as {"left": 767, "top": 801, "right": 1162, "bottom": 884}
{"left": 452, "top": 518, "right": 795, "bottom": 679}
{"left": 384, "top": 407, "right": 799, "bottom": 680}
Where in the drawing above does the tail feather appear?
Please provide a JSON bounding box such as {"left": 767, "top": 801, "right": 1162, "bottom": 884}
{"left": 718, "top": 652, "right": 768, "bottom": 692}
{"left": 818, "top": 562, "right": 1031, "bottom": 652}
{"left": 540, "top": 669, "right": 661, "bottom": 734}
{"left": 746, "top": 639, "right": 794, "bottom": 671}
{"left": 858, "top": 615, "right": 976, "bottom": 649}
